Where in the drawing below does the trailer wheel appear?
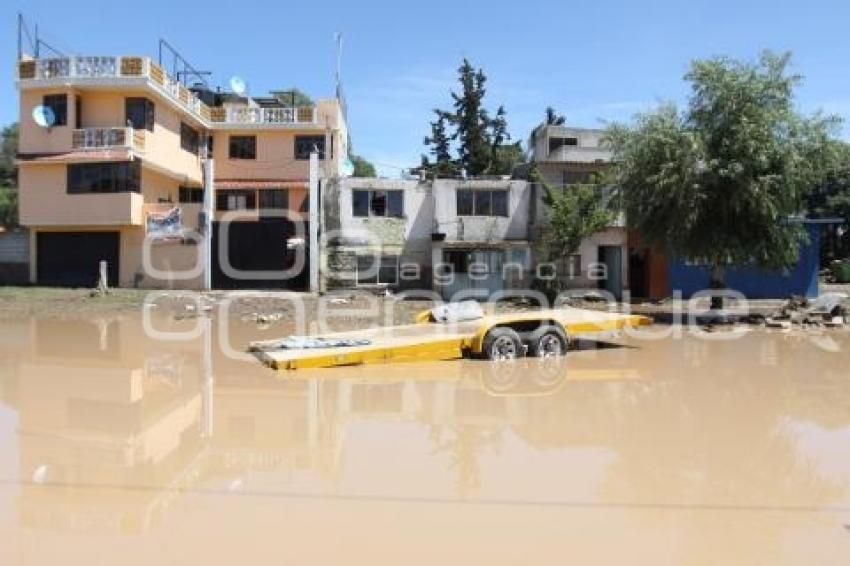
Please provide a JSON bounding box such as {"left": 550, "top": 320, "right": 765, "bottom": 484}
{"left": 482, "top": 327, "right": 524, "bottom": 361}
{"left": 529, "top": 325, "right": 569, "bottom": 358}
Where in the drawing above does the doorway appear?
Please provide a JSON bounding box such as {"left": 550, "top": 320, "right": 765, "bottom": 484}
{"left": 597, "top": 245, "right": 623, "bottom": 300}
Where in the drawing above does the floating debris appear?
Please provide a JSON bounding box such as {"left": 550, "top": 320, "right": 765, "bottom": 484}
{"left": 765, "top": 319, "right": 792, "bottom": 330}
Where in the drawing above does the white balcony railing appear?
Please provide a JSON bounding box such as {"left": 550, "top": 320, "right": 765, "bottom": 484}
{"left": 18, "top": 56, "right": 319, "bottom": 127}
{"left": 18, "top": 56, "right": 213, "bottom": 123}
{"left": 27, "top": 56, "right": 122, "bottom": 80}
{"left": 71, "top": 127, "right": 146, "bottom": 151}
{"left": 216, "top": 106, "right": 317, "bottom": 125}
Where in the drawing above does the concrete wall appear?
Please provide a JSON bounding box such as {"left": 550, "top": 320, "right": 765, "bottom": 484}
{"left": 19, "top": 87, "right": 204, "bottom": 185}
{"left": 19, "top": 164, "right": 144, "bottom": 226}
{"left": 19, "top": 87, "right": 74, "bottom": 154}
{"left": 0, "top": 229, "right": 30, "bottom": 285}
{"left": 212, "top": 99, "right": 346, "bottom": 181}
{"left": 213, "top": 130, "right": 311, "bottom": 181}
{"left": 321, "top": 178, "right": 433, "bottom": 290}
{"left": 528, "top": 125, "right": 611, "bottom": 163}
{"left": 433, "top": 179, "right": 531, "bottom": 243}
{"left": 78, "top": 90, "right": 203, "bottom": 184}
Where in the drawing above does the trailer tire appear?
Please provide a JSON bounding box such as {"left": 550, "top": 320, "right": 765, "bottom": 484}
{"left": 528, "top": 324, "right": 569, "bottom": 358}
{"left": 482, "top": 327, "right": 524, "bottom": 361}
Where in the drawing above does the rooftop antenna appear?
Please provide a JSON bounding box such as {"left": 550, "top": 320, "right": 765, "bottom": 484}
{"left": 17, "top": 13, "right": 64, "bottom": 60}
{"left": 333, "top": 31, "right": 347, "bottom": 119}
{"left": 334, "top": 31, "right": 343, "bottom": 92}
{"left": 158, "top": 38, "right": 209, "bottom": 89}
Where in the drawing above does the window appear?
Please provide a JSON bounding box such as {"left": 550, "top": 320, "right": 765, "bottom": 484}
{"left": 259, "top": 189, "right": 289, "bottom": 212}
{"left": 456, "top": 189, "right": 509, "bottom": 217}
{"left": 352, "top": 190, "right": 369, "bottom": 217}
{"left": 75, "top": 96, "right": 82, "bottom": 129}
{"left": 294, "top": 135, "right": 325, "bottom": 160}
{"left": 180, "top": 122, "right": 199, "bottom": 154}
{"left": 443, "top": 250, "right": 470, "bottom": 274}
{"left": 456, "top": 190, "right": 473, "bottom": 216}
{"left": 559, "top": 254, "right": 582, "bottom": 277}
{"left": 125, "top": 98, "right": 154, "bottom": 132}
{"left": 387, "top": 191, "right": 403, "bottom": 217}
{"left": 356, "top": 255, "right": 399, "bottom": 285}
{"left": 473, "top": 190, "right": 492, "bottom": 215}
{"left": 229, "top": 136, "right": 256, "bottom": 159}
{"left": 67, "top": 161, "right": 141, "bottom": 194}
{"left": 352, "top": 190, "right": 404, "bottom": 218}
{"left": 549, "top": 136, "right": 578, "bottom": 153}
{"left": 216, "top": 189, "right": 256, "bottom": 211}
{"left": 492, "top": 190, "right": 508, "bottom": 216}
{"left": 179, "top": 186, "right": 204, "bottom": 203}
{"left": 508, "top": 248, "right": 529, "bottom": 269}
{"left": 43, "top": 94, "right": 67, "bottom": 126}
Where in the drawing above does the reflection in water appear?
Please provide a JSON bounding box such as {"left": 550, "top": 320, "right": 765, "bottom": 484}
{"left": 0, "top": 314, "right": 848, "bottom": 564}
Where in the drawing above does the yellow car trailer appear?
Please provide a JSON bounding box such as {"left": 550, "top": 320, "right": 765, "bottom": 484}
{"left": 250, "top": 307, "right": 651, "bottom": 371}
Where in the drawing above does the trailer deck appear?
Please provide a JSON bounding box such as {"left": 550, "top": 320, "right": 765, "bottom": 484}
{"left": 250, "top": 307, "right": 651, "bottom": 370}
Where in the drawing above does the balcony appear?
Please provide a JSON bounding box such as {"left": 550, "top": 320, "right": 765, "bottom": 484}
{"left": 209, "top": 106, "right": 317, "bottom": 126}
{"left": 17, "top": 56, "right": 211, "bottom": 124}
{"left": 21, "top": 190, "right": 144, "bottom": 227}
{"left": 16, "top": 56, "right": 324, "bottom": 129}
{"left": 72, "top": 127, "right": 146, "bottom": 152}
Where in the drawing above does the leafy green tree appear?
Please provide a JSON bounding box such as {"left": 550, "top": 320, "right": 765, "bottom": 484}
{"left": 350, "top": 154, "right": 377, "bottom": 177}
{"left": 606, "top": 52, "right": 839, "bottom": 306}
{"left": 545, "top": 106, "right": 565, "bottom": 126}
{"left": 421, "top": 111, "right": 458, "bottom": 177}
{"left": 491, "top": 141, "right": 524, "bottom": 178}
{"left": 421, "top": 59, "right": 519, "bottom": 177}
{"left": 805, "top": 140, "right": 850, "bottom": 261}
{"left": 0, "top": 123, "right": 18, "bottom": 227}
{"left": 530, "top": 167, "right": 613, "bottom": 299}
{"left": 451, "top": 60, "right": 492, "bottom": 175}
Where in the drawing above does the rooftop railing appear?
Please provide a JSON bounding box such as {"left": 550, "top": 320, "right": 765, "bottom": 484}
{"left": 18, "top": 56, "right": 318, "bottom": 127}
{"left": 18, "top": 56, "right": 212, "bottom": 124}
{"left": 210, "top": 105, "right": 317, "bottom": 125}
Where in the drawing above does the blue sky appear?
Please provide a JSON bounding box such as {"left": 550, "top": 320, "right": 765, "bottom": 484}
{"left": 4, "top": 0, "right": 850, "bottom": 176}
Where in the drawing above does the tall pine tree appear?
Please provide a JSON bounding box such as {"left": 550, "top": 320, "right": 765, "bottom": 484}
{"left": 420, "top": 59, "right": 521, "bottom": 178}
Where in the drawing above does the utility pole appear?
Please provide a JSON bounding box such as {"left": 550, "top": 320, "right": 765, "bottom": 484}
{"left": 202, "top": 151, "right": 214, "bottom": 290}
{"left": 309, "top": 151, "right": 319, "bottom": 293}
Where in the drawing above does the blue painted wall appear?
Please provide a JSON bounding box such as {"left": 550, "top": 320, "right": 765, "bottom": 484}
{"left": 668, "top": 223, "right": 820, "bottom": 299}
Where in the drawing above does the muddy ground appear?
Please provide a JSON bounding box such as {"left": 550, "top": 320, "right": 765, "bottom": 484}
{"left": 1, "top": 285, "right": 847, "bottom": 331}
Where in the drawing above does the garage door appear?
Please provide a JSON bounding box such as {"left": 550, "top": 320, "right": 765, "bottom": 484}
{"left": 211, "top": 219, "right": 308, "bottom": 290}
{"left": 37, "top": 232, "right": 120, "bottom": 287}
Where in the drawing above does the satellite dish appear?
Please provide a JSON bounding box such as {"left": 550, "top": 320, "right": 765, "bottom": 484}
{"left": 341, "top": 158, "right": 355, "bottom": 177}
{"left": 32, "top": 464, "right": 49, "bottom": 484}
{"left": 32, "top": 105, "right": 56, "bottom": 128}
{"left": 229, "top": 76, "right": 247, "bottom": 95}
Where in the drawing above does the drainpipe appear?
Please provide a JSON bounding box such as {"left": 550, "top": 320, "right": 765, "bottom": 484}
{"left": 202, "top": 153, "right": 214, "bottom": 290}
{"left": 309, "top": 150, "right": 319, "bottom": 293}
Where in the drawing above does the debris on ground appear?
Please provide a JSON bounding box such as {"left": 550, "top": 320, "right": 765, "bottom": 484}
{"left": 582, "top": 291, "right": 607, "bottom": 302}
{"left": 765, "top": 319, "right": 792, "bottom": 330}
{"left": 251, "top": 336, "right": 373, "bottom": 351}
{"left": 241, "top": 312, "right": 286, "bottom": 329}
{"left": 428, "top": 300, "right": 484, "bottom": 323}
{"left": 765, "top": 292, "right": 848, "bottom": 330}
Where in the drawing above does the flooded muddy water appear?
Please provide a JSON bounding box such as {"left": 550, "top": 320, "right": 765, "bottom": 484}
{"left": 0, "top": 312, "right": 848, "bottom": 564}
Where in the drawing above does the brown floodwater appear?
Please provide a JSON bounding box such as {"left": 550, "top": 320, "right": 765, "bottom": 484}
{"left": 0, "top": 311, "right": 848, "bottom": 565}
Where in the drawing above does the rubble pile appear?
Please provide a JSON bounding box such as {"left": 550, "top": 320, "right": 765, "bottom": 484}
{"left": 764, "top": 293, "right": 848, "bottom": 329}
